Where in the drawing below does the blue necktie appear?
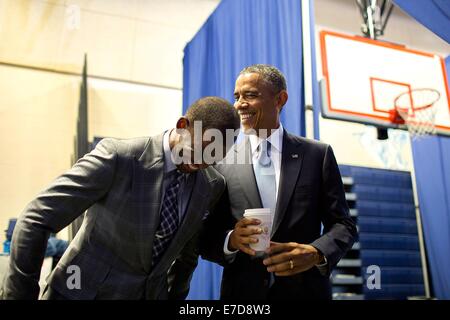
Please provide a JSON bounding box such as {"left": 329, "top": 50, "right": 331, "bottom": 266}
{"left": 253, "top": 140, "right": 276, "bottom": 214}
{"left": 253, "top": 140, "right": 277, "bottom": 286}
{"left": 152, "top": 170, "right": 183, "bottom": 266}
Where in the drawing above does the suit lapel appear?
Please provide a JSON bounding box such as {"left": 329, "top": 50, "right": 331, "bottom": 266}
{"left": 236, "top": 138, "right": 263, "bottom": 208}
{"left": 272, "top": 132, "right": 304, "bottom": 237}
{"left": 150, "top": 170, "right": 211, "bottom": 275}
{"left": 132, "top": 134, "right": 165, "bottom": 273}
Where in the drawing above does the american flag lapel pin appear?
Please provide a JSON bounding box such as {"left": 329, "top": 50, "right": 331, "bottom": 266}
{"left": 292, "top": 154, "right": 299, "bottom": 158}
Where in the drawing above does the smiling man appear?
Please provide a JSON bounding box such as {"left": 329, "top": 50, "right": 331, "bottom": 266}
{"left": 200, "top": 64, "right": 357, "bottom": 300}
{"left": 1, "top": 96, "right": 241, "bottom": 300}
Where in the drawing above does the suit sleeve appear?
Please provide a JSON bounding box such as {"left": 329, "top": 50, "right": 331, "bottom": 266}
{"left": 1, "top": 139, "right": 118, "bottom": 300}
{"left": 310, "top": 145, "right": 357, "bottom": 276}
{"left": 167, "top": 232, "right": 200, "bottom": 300}
{"left": 199, "top": 185, "right": 236, "bottom": 266}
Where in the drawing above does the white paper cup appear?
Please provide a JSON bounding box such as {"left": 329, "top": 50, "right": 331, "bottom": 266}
{"left": 243, "top": 208, "right": 273, "bottom": 252}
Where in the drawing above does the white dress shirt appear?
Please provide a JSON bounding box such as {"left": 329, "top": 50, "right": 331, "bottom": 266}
{"left": 222, "top": 125, "right": 328, "bottom": 271}
{"left": 223, "top": 125, "right": 284, "bottom": 255}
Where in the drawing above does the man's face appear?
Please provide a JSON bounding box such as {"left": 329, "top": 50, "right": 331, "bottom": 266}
{"left": 234, "top": 73, "right": 282, "bottom": 133}
{"left": 175, "top": 127, "right": 233, "bottom": 173}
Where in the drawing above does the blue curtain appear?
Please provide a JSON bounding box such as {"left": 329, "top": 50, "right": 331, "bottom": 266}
{"left": 393, "top": 0, "right": 450, "bottom": 299}
{"left": 183, "top": 0, "right": 308, "bottom": 299}
{"left": 411, "top": 137, "right": 450, "bottom": 299}
{"left": 393, "top": 0, "right": 450, "bottom": 44}
{"left": 183, "top": 0, "right": 305, "bottom": 135}
{"left": 187, "top": 257, "right": 223, "bottom": 300}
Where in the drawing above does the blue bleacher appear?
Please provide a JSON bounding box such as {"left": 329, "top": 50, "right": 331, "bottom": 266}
{"left": 357, "top": 201, "right": 415, "bottom": 219}
{"left": 358, "top": 217, "right": 418, "bottom": 234}
{"left": 339, "top": 165, "right": 412, "bottom": 189}
{"left": 363, "top": 284, "right": 425, "bottom": 300}
{"left": 361, "top": 250, "right": 422, "bottom": 267}
{"left": 338, "top": 164, "right": 426, "bottom": 300}
{"left": 359, "top": 233, "right": 420, "bottom": 251}
{"left": 362, "top": 267, "right": 424, "bottom": 284}
{"left": 338, "top": 165, "right": 352, "bottom": 177}
{"left": 353, "top": 185, "right": 414, "bottom": 203}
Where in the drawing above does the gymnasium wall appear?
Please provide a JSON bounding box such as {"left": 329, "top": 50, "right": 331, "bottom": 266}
{"left": 0, "top": 0, "right": 219, "bottom": 242}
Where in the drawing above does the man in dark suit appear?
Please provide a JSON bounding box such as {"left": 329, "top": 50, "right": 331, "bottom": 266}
{"left": 1, "top": 96, "right": 241, "bottom": 300}
{"left": 200, "top": 65, "right": 357, "bottom": 300}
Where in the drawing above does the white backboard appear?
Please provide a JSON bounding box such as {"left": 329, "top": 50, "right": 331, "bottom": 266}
{"left": 320, "top": 30, "right": 450, "bottom": 136}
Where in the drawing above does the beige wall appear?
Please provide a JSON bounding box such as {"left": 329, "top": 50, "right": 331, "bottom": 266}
{"left": 0, "top": 0, "right": 219, "bottom": 87}
{"left": 0, "top": 0, "right": 220, "bottom": 244}
{"left": 314, "top": 0, "right": 450, "bottom": 171}
{"left": 0, "top": 65, "right": 79, "bottom": 242}
{"left": 87, "top": 78, "right": 181, "bottom": 141}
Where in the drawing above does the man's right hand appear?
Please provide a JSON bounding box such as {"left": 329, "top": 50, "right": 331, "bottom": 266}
{"left": 228, "top": 218, "right": 262, "bottom": 256}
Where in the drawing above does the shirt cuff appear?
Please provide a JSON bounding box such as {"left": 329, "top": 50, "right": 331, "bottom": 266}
{"left": 315, "top": 255, "right": 328, "bottom": 275}
{"left": 224, "top": 230, "right": 238, "bottom": 258}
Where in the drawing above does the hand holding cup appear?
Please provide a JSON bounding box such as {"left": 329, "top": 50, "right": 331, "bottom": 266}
{"left": 229, "top": 208, "right": 273, "bottom": 256}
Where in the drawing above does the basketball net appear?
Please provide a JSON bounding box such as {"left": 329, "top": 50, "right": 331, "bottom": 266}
{"left": 393, "top": 88, "right": 440, "bottom": 139}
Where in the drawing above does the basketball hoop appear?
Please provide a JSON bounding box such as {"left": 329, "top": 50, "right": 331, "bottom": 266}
{"left": 393, "top": 88, "right": 440, "bottom": 139}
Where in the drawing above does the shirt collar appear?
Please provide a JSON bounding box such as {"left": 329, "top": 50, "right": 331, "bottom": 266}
{"left": 248, "top": 124, "right": 284, "bottom": 155}
{"left": 163, "top": 129, "right": 177, "bottom": 173}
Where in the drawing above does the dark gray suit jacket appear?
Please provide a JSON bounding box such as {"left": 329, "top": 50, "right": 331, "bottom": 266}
{"left": 1, "top": 134, "right": 225, "bottom": 300}
{"left": 200, "top": 131, "right": 357, "bottom": 300}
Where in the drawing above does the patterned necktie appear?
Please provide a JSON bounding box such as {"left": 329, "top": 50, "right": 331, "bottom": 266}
{"left": 152, "top": 170, "right": 184, "bottom": 266}
{"left": 253, "top": 140, "right": 277, "bottom": 213}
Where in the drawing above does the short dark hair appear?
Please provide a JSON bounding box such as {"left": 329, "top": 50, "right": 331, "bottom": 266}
{"left": 185, "top": 96, "right": 240, "bottom": 134}
{"left": 239, "top": 64, "right": 287, "bottom": 93}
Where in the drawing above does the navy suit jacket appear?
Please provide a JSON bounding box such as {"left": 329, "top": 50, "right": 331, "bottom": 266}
{"left": 200, "top": 131, "right": 357, "bottom": 300}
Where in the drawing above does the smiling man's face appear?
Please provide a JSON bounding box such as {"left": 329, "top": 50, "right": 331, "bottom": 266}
{"left": 233, "top": 72, "right": 282, "bottom": 133}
